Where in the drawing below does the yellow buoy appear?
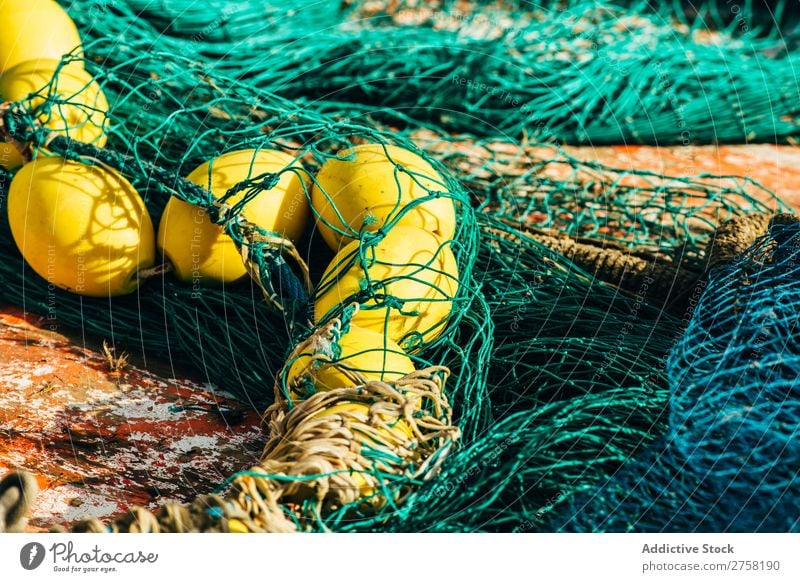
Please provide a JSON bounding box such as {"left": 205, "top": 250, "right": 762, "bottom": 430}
{"left": 0, "top": 59, "right": 108, "bottom": 170}
{"left": 7, "top": 156, "right": 155, "bottom": 297}
{"left": 158, "top": 148, "right": 309, "bottom": 284}
{"left": 285, "top": 324, "right": 415, "bottom": 399}
{"left": 0, "top": 0, "right": 82, "bottom": 74}
{"left": 314, "top": 226, "right": 459, "bottom": 345}
{"left": 311, "top": 143, "right": 456, "bottom": 251}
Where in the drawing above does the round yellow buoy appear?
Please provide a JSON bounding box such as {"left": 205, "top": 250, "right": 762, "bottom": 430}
{"left": 314, "top": 225, "right": 459, "bottom": 345}
{"left": 0, "top": 0, "right": 83, "bottom": 74}
{"left": 226, "top": 519, "right": 248, "bottom": 533}
{"left": 158, "top": 148, "right": 309, "bottom": 284}
{"left": 285, "top": 324, "right": 415, "bottom": 399}
{"left": 311, "top": 143, "right": 456, "bottom": 251}
{"left": 0, "top": 60, "right": 108, "bottom": 170}
{"left": 7, "top": 156, "right": 155, "bottom": 297}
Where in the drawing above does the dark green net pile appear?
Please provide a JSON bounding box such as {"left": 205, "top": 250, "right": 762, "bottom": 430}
{"left": 68, "top": 0, "right": 800, "bottom": 144}
{"left": 0, "top": 0, "right": 797, "bottom": 531}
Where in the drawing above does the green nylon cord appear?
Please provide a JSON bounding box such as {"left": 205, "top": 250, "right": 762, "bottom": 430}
{"left": 63, "top": 0, "right": 800, "bottom": 145}
{"left": 0, "top": 1, "right": 793, "bottom": 530}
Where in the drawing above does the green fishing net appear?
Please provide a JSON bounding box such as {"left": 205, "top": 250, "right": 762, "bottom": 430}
{"left": 549, "top": 217, "right": 800, "bottom": 532}
{"left": 64, "top": 0, "right": 800, "bottom": 144}
{"left": 0, "top": 0, "right": 797, "bottom": 531}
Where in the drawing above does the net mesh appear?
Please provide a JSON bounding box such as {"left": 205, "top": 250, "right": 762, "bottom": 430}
{"left": 550, "top": 217, "right": 800, "bottom": 532}
{"left": 0, "top": 0, "right": 797, "bottom": 532}
{"left": 61, "top": 0, "right": 800, "bottom": 145}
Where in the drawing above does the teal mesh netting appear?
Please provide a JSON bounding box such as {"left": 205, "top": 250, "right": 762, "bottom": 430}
{"left": 549, "top": 219, "right": 800, "bottom": 532}
{"left": 62, "top": 0, "right": 800, "bottom": 145}
{"left": 0, "top": 0, "right": 797, "bottom": 532}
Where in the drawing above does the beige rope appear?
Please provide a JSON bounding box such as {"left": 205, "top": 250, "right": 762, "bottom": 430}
{"left": 279, "top": 312, "right": 363, "bottom": 400}
{"left": 0, "top": 471, "right": 39, "bottom": 533}
{"left": 491, "top": 213, "right": 798, "bottom": 307}
{"left": 489, "top": 219, "right": 701, "bottom": 302}
{"left": 706, "top": 213, "right": 799, "bottom": 270}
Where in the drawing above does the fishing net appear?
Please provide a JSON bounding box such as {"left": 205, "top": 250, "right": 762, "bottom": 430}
{"left": 62, "top": 0, "right": 800, "bottom": 145}
{"left": 549, "top": 215, "right": 800, "bottom": 532}
{"left": 0, "top": 36, "right": 491, "bottom": 530}
{"left": 0, "top": 0, "right": 797, "bottom": 532}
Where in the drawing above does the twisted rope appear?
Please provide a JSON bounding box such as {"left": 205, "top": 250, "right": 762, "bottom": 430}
{"left": 0, "top": 471, "right": 39, "bottom": 533}
{"left": 706, "top": 213, "right": 800, "bottom": 270}
{"left": 488, "top": 213, "right": 798, "bottom": 310}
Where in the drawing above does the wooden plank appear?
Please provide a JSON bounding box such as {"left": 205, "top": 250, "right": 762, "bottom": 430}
{"left": 565, "top": 144, "right": 800, "bottom": 210}
{"left": 0, "top": 306, "right": 265, "bottom": 531}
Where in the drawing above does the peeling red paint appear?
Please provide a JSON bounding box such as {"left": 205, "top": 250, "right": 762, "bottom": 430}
{"left": 0, "top": 305, "right": 266, "bottom": 531}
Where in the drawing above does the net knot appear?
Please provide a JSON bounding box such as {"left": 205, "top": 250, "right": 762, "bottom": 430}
{"left": 381, "top": 295, "right": 407, "bottom": 311}
{"left": 360, "top": 227, "right": 387, "bottom": 246}
{"left": 400, "top": 331, "right": 425, "bottom": 352}
{"left": 222, "top": 172, "right": 281, "bottom": 201}
{"left": 210, "top": 202, "right": 239, "bottom": 226}
{"left": 338, "top": 302, "right": 359, "bottom": 329}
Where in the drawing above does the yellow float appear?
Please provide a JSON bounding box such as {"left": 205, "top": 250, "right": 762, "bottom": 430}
{"left": 0, "top": 59, "right": 108, "bottom": 170}
{"left": 158, "top": 148, "right": 309, "bottom": 284}
{"left": 285, "top": 324, "right": 415, "bottom": 399}
{"left": 7, "top": 156, "right": 155, "bottom": 297}
{"left": 311, "top": 143, "right": 456, "bottom": 251}
{"left": 0, "top": 0, "right": 82, "bottom": 74}
{"left": 314, "top": 225, "right": 459, "bottom": 345}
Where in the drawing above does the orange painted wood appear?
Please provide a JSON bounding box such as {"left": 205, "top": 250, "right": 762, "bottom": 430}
{"left": 563, "top": 144, "right": 800, "bottom": 210}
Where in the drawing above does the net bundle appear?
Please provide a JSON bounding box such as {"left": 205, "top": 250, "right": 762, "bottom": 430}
{"left": 63, "top": 0, "right": 800, "bottom": 145}
{"left": 549, "top": 216, "right": 800, "bottom": 532}
{"left": 0, "top": 0, "right": 797, "bottom": 533}
{"left": 371, "top": 213, "right": 788, "bottom": 532}
{"left": 0, "top": 33, "right": 491, "bottom": 530}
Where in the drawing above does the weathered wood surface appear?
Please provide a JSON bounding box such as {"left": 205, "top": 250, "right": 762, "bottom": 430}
{"left": 0, "top": 306, "right": 265, "bottom": 531}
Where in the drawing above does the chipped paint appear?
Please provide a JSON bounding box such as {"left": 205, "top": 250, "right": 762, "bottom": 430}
{"left": 0, "top": 306, "right": 266, "bottom": 531}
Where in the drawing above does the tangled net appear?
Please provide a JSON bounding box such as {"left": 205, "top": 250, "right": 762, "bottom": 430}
{"left": 0, "top": 0, "right": 798, "bottom": 532}
{"left": 550, "top": 216, "right": 800, "bottom": 532}
{"left": 0, "top": 36, "right": 489, "bottom": 531}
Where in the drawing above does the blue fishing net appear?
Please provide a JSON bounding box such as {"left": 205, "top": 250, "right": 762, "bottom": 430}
{"left": 551, "top": 218, "right": 800, "bottom": 532}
